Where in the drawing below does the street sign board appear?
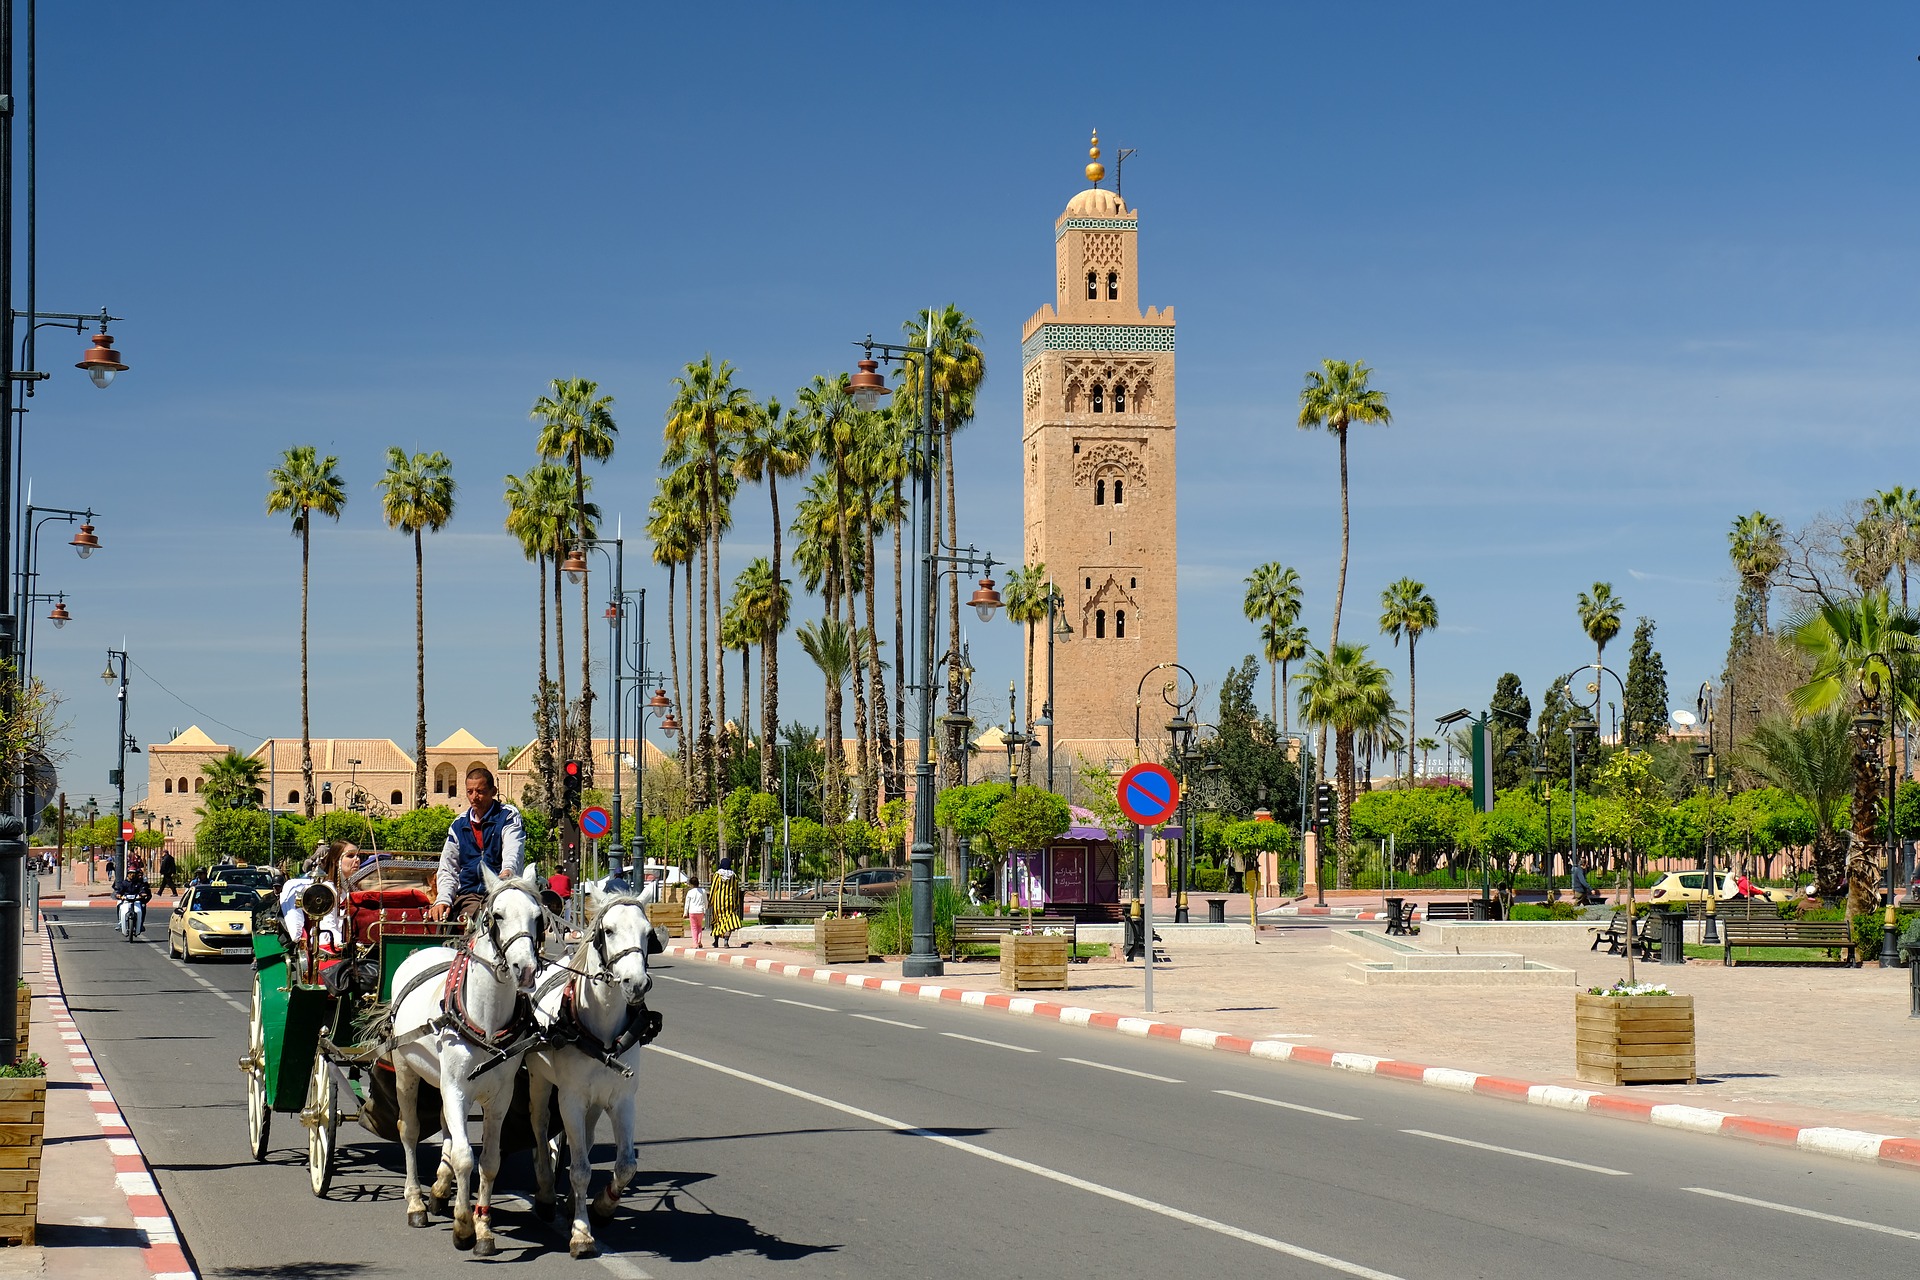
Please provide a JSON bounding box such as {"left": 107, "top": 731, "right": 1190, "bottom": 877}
{"left": 120, "top": 821, "right": 135, "bottom": 840}
{"left": 579, "top": 806, "right": 612, "bottom": 839}
{"left": 1116, "top": 762, "right": 1180, "bottom": 826}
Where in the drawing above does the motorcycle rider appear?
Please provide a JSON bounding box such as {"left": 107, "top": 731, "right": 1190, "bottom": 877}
{"left": 114, "top": 860, "right": 154, "bottom": 938}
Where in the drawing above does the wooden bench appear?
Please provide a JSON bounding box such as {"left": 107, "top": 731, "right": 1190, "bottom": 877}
{"left": 1676, "top": 898, "right": 1780, "bottom": 922}
{"left": 1055, "top": 902, "right": 1125, "bottom": 924}
{"left": 1421, "top": 901, "right": 1483, "bottom": 922}
{"left": 754, "top": 900, "right": 836, "bottom": 925}
{"left": 1591, "top": 910, "right": 1661, "bottom": 960}
{"left": 1721, "top": 918, "right": 1856, "bottom": 967}
{"left": 951, "top": 914, "right": 1079, "bottom": 961}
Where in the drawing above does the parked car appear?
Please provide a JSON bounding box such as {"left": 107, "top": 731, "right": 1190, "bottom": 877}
{"left": 210, "top": 864, "right": 278, "bottom": 900}
{"left": 168, "top": 884, "right": 261, "bottom": 960}
{"left": 795, "top": 867, "right": 910, "bottom": 902}
{"left": 1646, "top": 871, "right": 1791, "bottom": 905}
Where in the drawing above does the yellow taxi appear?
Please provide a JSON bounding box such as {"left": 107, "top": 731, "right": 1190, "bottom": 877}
{"left": 167, "top": 884, "right": 263, "bottom": 960}
{"left": 1646, "top": 871, "right": 1792, "bottom": 906}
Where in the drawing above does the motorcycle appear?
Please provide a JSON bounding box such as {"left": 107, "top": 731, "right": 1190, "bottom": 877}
{"left": 117, "top": 895, "right": 147, "bottom": 942}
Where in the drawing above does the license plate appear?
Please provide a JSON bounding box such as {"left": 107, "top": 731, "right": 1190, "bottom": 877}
{"left": 223, "top": 945, "right": 251, "bottom": 954}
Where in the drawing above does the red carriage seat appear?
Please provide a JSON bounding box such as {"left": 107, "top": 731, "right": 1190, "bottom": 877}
{"left": 348, "top": 886, "right": 435, "bottom": 942}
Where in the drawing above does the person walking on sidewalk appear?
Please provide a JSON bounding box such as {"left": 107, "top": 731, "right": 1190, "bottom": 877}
{"left": 709, "top": 858, "right": 743, "bottom": 947}
{"left": 158, "top": 851, "right": 178, "bottom": 895}
{"left": 684, "top": 875, "right": 708, "bottom": 947}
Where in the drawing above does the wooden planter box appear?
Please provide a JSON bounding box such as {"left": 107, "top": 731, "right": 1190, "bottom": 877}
{"left": 12, "top": 985, "right": 24, "bottom": 1060}
{"left": 813, "top": 916, "right": 871, "bottom": 965}
{"left": 0, "top": 1078, "right": 45, "bottom": 1245}
{"left": 1575, "top": 993, "right": 1695, "bottom": 1085}
{"left": 1000, "top": 932, "right": 1071, "bottom": 991}
{"left": 644, "top": 903, "right": 688, "bottom": 939}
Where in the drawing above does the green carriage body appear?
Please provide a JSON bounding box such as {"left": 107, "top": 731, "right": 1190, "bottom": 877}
{"left": 250, "top": 930, "right": 338, "bottom": 1114}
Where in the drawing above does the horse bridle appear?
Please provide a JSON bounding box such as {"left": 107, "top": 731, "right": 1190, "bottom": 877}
{"left": 590, "top": 898, "right": 652, "bottom": 994}
{"left": 471, "top": 880, "right": 545, "bottom": 981}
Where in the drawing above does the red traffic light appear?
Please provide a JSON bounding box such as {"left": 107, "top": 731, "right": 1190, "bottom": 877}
{"left": 564, "top": 760, "right": 582, "bottom": 777}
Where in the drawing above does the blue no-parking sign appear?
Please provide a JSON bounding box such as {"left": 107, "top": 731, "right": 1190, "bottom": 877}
{"left": 579, "top": 806, "right": 612, "bottom": 839}
{"left": 1116, "top": 763, "right": 1180, "bottom": 826}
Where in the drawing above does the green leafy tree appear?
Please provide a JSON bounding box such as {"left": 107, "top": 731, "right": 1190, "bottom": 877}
{"left": 1595, "top": 749, "right": 1669, "bottom": 981}
{"left": 265, "top": 445, "right": 346, "bottom": 817}
{"left": 1379, "top": 578, "right": 1437, "bottom": 783}
{"left": 1214, "top": 656, "right": 1300, "bottom": 823}
{"left": 1296, "top": 641, "right": 1394, "bottom": 875}
{"left": 379, "top": 446, "right": 456, "bottom": 809}
{"left": 1622, "top": 617, "right": 1670, "bottom": 748}
{"left": 1739, "top": 710, "right": 1854, "bottom": 900}
{"left": 987, "top": 787, "right": 1070, "bottom": 852}
{"left": 1488, "top": 673, "right": 1533, "bottom": 792}
{"left": 386, "top": 804, "right": 458, "bottom": 853}
{"left": 733, "top": 394, "right": 811, "bottom": 790}
{"left": 199, "top": 751, "right": 265, "bottom": 812}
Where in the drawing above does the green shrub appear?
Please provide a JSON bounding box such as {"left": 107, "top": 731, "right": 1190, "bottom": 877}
{"left": 866, "top": 880, "right": 969, "bottom": 956}
{"left": 1191, "top": 865, "right": 1228, "bottom": 893}
{"left": 0, "top": 1054, "right": 45, "bottom": 1078}
{"left": 1850, "top": 908, "right": 1917, "bottom": 959}
{"left": 1510, "top": 901, "right": 1583, "bottom": 921}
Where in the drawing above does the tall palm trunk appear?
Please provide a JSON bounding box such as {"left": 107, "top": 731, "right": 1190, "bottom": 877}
{"left": 536, "top": 552, "right": 553, "bottom": 808}
{"left": 862, "top": 498, "right": 893, "bottom": 805}
{"left": 762, "top": 474, "right": 784, "bottom": 792}
{"left": 552, "top": 552, "right": 569, "bottom": 761}
{"left": 1319, "top": 424, "right": 1351, "bottom": 780}
{"left": 696, "top": 509, "right": 712, "bottom": 809}
{"left": 1024, "top": 617, "right": 1037, "bottom": 787}
{"left": 574, "top": 457, "right": 593, "bottom": 783}
{"left": 300, "top": 520, "right": 314, "bottom": 817}
{"left": 1281, "top": 659, "right": 1293, "bottom": 737}
{"left": 1849, "top": 744, "right": 1879, "bottom": 919}
{"left": 892, "top": 474, "right": 906, "bottom": 798}
{"left": 942, "top": 413, "right": 962, "bottom": 728}
{"left": 683, "top": 551, "right": 696, "bottom": 795}
{"left": 823, "top": 574, "right": 847, "bottom": 824}
{"left": 831, "top": 452, "right": 870, "bottom": 821}
{"left": 1335, "top": 728, "right": 1355, "bottom": 887}
{"left": 413, "top": 526, "right": 428, "bottom": 808}
{"left": 714, "top": 514, "right": 728, "bottom": 796}
{"left": 1404, "top": 636, "right": 1417, "bottom": 786}
{"left": 665, "top": 561, "right": 685, "bottom": 794}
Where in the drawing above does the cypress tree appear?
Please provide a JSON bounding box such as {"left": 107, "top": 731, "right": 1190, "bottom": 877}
{"left": 1623, "top": 617, "right": 1670, "bottom": 747}
{"left": 1489, "top": 673, "right": 1533, "bottom": 791}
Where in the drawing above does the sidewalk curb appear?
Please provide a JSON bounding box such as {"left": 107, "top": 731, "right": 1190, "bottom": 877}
{"left": 665, "top": 943, "right": 1920, "bottom": 1176}
{"left": 36, "top": 931, "right": 198, "bottom": 1279}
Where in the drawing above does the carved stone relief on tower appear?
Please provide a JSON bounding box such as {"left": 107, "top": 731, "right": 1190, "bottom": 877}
{"left": 1071, "top": 439, "right": 1148, "bottom": 489}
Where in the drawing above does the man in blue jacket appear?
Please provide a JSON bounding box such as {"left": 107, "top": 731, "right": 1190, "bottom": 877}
{"left": 427, "top": 766, "right": 526, "bottom": 922}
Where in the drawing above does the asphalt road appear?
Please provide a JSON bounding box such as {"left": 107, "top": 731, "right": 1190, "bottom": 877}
{"left": 44, "top": 905, "right": 1920, "bottom": 1279}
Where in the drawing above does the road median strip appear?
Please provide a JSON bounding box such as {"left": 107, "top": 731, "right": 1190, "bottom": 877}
{"left": 665, "top": 941, "right": 1920, "bottom": 1175}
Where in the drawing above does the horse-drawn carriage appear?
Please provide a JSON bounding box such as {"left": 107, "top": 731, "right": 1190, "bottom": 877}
{"left": 239, "top": 858, "right": 665, "bottom": 1257}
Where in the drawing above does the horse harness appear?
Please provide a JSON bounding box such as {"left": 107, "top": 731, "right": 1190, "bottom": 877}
{"left": 382, "top": 882, "right": 546, "bottom": 1079}
{"left": 536, "top": 901, "right": 662, "bottom": 1078}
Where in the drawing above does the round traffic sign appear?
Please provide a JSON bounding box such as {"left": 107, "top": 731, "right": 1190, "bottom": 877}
{"left": 1116, "top": 762, "right": 1180, "bottom": 826}
{"left": 579, "top": 806, "right": 612, "bottom": 838}
{"left": 120, "top": 821, "right": 135, "bottom": 840}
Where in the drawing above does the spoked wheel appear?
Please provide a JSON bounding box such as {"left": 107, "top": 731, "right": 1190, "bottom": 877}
{"left": 245, "top": 984, "right": 271, "bottom": 1161}
{"left": 305, "top": 1052, "right": 338, "bottom": 1197}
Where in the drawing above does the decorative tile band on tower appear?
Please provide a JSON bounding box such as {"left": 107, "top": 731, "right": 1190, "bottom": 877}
{"left": 1021, "top": 323, "right": 1178, "bottom": 367}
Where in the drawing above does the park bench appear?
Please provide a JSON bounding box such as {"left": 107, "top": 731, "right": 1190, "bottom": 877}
{"left": 1055, "top": 901, "right": 1125, "bottom": 924}
{"left": 950, "top": 914, "right": 1080, "bottom": 962}
{"left": 1591, "top": 910, "right": 1662, "bottom": 960}
{"left": 754, "top": 900, "right": 836, "bottom": 925}
{"left": 1421, "top": 900, "right": 1500, "bottom": 922}
{"left": 1677, "top": 898, "right": 1780, "bottom": 923}
{"left": 1721, "top": 918, "right": 1856, "bottom": 967}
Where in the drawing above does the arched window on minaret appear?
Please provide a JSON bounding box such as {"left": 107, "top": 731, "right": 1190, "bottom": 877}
{"left": 1086, "top": 271, "right": 1097, "bottom": 300}
{"left": 1094, "top": 479, "right": 1106, "bottom": 506}
{"left": 1091, "top": 384, "right": 1104, "bottom": 413}
{"left": 1113, "top": 478, "right": 1124, "bottom": 504}
{"left": 1095, "top": 610, "right": 1107, "bottom": 639}
{"left": 1107, "top": 270, "right": 1119, "bottom": 300}
{"left": 1116, "top": 610, "right": 1127, "bottom": 638}
{"left": 1113, "top": 383, "right": 1126, "bottom": 413}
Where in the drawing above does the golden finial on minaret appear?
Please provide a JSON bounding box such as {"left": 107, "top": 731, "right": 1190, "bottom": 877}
{"left": 1085, "top": 129, "right": 1105, "bottom": 185}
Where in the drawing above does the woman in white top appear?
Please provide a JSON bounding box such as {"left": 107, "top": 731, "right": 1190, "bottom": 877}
{"left": 282, "top": 840, "right": 362, "bottom": 948}
{"left": 684, "top": 876, "right": 709, "bottom": 948}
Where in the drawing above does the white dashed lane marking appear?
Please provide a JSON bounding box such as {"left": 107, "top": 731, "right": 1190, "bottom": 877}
{"left": 1061, "top": 1057, "right": 1183, "bottom": 1084}
{"left": 1401, "top": 1130, "right": 1630, "bottom": 1176}
{"left": 941, "top": 1032, "right": 1037, "bottom": 1053}
{"left": 1216, "top": 1089, "right": 1359, "bottom": 1121}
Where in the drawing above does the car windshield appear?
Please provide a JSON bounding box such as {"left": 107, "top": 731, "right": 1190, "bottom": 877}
{"left": 216, "top": 868, "right": 272, "bottom": 885}
{"left": 192, "top": 888, "right": 257, "bottom": 913}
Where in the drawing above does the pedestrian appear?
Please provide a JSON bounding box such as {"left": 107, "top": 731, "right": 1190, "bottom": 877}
{"left": 427, "top": 765, "right": 525, "bottom": 924}
{"left": 158, "top": 850, "right": 179, "bottom": 895}
{"left": 684, "top": 875, "right": 708, "bottom": 947}
{"left": 709, "top": 858, "right": 743, "bottom": 948}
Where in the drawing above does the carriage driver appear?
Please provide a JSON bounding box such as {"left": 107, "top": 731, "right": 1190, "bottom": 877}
{"left": 426, "top": 765, "right": 526, "bottom": 923}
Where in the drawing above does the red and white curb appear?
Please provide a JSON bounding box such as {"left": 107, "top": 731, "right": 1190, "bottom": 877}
{"left": 35, "top": 931, "right": 197, "bottom": 1279}
{"left": 667, "top": 943, "right": 1920, "bottom": 1174}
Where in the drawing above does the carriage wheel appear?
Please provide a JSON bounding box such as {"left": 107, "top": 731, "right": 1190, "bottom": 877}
{"left": 246, "top": 984, "right": 271, "bottom": 1161}
{"left": 305, "top": 1052, "right": 339, "bottom": 1197}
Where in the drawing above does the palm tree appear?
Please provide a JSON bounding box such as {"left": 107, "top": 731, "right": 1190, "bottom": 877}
{"left": 378, "top": 447, "right": 456, "bottom": 809}
{"left": 1876, "top": 489, "right": 1920, "bottom": 609}
{"left": 1415, "top": 736, "right": 1439, "bottom": 779}
{"left": 265, "top": 446, "right": 346, "bottom": 817}
{"left": 1788, "top": 589, "right": 1920, "bottom": 917}
{"left": 1003, "top": 564, "right": 1051, "bottom": 782}
{"left": 1297, "top": 359, "right": 1391, "bottom": 774}
{"left": 200, "top": 750, "right": 266, "bottom": 811}
{"left": 1379, "top": 578, "right": 1437, "bottom": 785}
{"left": 722, "top": 588, "right": 756, "bottom": 772}
{"left": 525, "top": 462, "right": 585, "bottom": 763}
{"left": 1296, "top": 641, "right": 1394, "bottom": 879}
{"left": 734, "top": 395, "right": 810, "bottom": 789}
{"left": 1577, "top": 582, "right": 1625, "bottom": 734}
{"left": 1727, "top": 511, "right": 1786, "bottom": 634}
{"left": 505, "top": 468, "right": 559, "bottom": 811}
{"left": 849, "top": 410, "right": 897, "bottom": 807}
{"left": 796, "top": 617, "right": 855, "bottom": 821}
{"left": 1260, "top": 621, "right": 1310, "bottom": 736}
{"left": 797, "top": 374, "right": 874, "bottom": 815}
{"left": 1243, "top": 562, "right": 1304, "bottom": 723}
{"left": 735, "top": 556, "right": 791, "bottom": 791}
{"left": 646, "top": 484, "right": 698, "bottom": 794}
{"left": 1739, "top": 710, "right": 1854, "bottom": 901}
{"left": 532, "top": 377, "right": 616, "bottom": 777}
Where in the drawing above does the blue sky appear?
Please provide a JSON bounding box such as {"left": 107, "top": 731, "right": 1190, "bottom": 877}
{"left": 27, "top": 3, "right": 1920, "bottom": 806}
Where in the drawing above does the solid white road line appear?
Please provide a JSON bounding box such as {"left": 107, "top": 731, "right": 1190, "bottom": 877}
{"left": 774, "top": 998, "right": 838, "bottom": 1012}
{"left": 656, "top": 974, "right": 705, "bottom": 986}
{"left": 596, "top": 1253, "right": 655, "bottom": 1279}
{"left": 941, "top": 1032, "right": 1037, "bottom": 1053}
{"left": 649, "top": 1044, "right": 1409, "bottom": 1280}
{"left": 709, "top": 986, "right": 765, "bottom": 998}
{"left": 1400, "top": 1129, "right": 1631, "bottom": 1176}
{"left": 1215, "top": 1089, "right": 1359, "bottom": 1121}
{"left": 1061, "top": 1057, "right": 1183, "bottom": 1084}
{"left": 1683, "top": 1187, "right": 1920, "bottom": 1241}
{"left": 168, "top": 958, "right": 248, "bottom": 1013}
{"left": 849, "top": 1013, "right": 924, "bottom": 1030}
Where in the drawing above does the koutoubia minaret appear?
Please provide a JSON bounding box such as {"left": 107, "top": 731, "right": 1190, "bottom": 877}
{"left": 1021, "top": 132, "right": 1178, "bottom": 768}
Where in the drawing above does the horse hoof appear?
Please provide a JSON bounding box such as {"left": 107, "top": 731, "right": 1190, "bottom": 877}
{"left": 532, "top": 1198, "right": 555, "bottom": 1223}
{"left": 569, "top": 1239, "right": 599, "bottom": 1260}
{"left": 589, "top": 1198, "right": 616, "bottom": 1223}
{"left": 473, "top": 1236, "right": 497, "bottom": 1258}
{"left": 408, "top": 1210, "right": 430, "bottom": 1229}
{"left": 453, "top": 1232, "right": 475, "bottom": 1252}
{"left": 432, "top": 1195, "right": 451, "bottom": 1217}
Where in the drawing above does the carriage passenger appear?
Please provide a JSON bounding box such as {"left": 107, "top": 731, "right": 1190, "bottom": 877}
{"left": 427, "top": 765, "right": 525, "bottom": 924}
{"left": 281, "top": 840, "right": 363, "bottom": 948}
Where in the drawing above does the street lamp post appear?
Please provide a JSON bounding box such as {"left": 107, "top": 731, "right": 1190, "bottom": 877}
{"left": 848, "top": 337, "right": 1003, "bottom": 978}
{"left": 938, "top": 647, "right": 974, "bottom": 895}
{"left": 1040, "top": 584, "right": 1070, "bottom": 791}
{"left": 1132, "top": 663, "right": 1197, "bottom": 958}
{"left": 101, "top": 650, "right": 133, "bottom": 882}
{"left": 1569, "top": 715, "right": 1597, "bottom": 902}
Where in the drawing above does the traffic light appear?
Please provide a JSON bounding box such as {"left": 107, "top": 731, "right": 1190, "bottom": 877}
{"left": 1314, "top": 782, "right": 1335, "bottom": 826}
{"left": 562, "top": 760, "right": 583, "bottom": 813}
{"left": 320, "top": 782, "right": 334, "bottom": 806}
{"left": 561, "top": 760, "right": 583, "bottom": 873}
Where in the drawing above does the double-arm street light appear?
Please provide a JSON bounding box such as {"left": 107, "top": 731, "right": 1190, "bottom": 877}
{"left": 1035, "top": 584, "right": 1071, "bottom": 791}
{"left": 1846, "top": 663, "right": 1906, "bottom": 969}
{"left": 1133, "top": 662, "right": 1197, "bottom": 955}
{"left": 1166, "top": 715, "right": 1221, "bottom": 923}
{"left": 938, "top": 646, "right": 976, "bottom": 893}
{"left": 99, "top": 650, "right": 136, "bottom": 882}
{"left": 1693, "top": 682, "right": 1724, "bottom": 945}
{"left": 848, "top": 336, "right": 1004, "bottom": 978}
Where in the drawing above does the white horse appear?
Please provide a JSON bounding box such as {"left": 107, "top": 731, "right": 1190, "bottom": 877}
{"left": 389, "top": 867, "right": 547, "bottom": 1255}
{"left": 527, "top": 889, "right": 662, "bottom": 1259}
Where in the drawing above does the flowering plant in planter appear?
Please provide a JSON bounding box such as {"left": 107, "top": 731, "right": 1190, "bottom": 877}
{"left": 1585, "top": 981, "right": 1674, "bottom": 998}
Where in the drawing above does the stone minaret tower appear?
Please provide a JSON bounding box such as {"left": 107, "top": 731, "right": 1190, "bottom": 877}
{"left": 1020, "top": 132, "right": 1178, "bottom": 763}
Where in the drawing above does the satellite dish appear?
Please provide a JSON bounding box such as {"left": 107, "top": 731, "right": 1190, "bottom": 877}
{"left": 1670, "top": 709, "right": 1698, "bottom": 727}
